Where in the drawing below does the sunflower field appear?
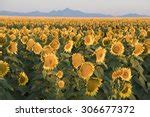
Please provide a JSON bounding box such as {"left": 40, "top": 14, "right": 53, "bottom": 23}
{"left": 0, "top": 17, "right": 150, "bottom": 100}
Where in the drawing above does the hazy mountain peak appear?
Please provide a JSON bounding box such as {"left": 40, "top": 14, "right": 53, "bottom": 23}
{"left": 63, "top": 8, "right": 71, "bottom": 11}
{"left": 0, "top": 8, "right": 149, "bottom": 17}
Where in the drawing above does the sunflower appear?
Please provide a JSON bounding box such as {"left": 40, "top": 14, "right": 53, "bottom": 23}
{"left": 129, "top": 27, "right": 135, "bottom": 35}
{"left": 21, "top": 36, "right": 29, "bottom": 44}
{"left": 42, "top": 45, "right": 54, "bottom": 56}
{"left": 69, "top": 32, "right": 75, "bottom": 39}
{"left": 61, "top": 30, "right": 68, "bottom": 38}
{"left": 26, "top": 39, "right": 35, "bottom": 51}
{"left": 32, "top": 42, "right": 43, "bottom": 55}
{"left": 121, "top": 68, "right": 132, "bottom": 81}
{"left": 84, "top": 35, "right": 94, "bottom": 46}
{"left": 57, "top": 80, "right": 65, "bottom": 89}
{"left": 131, "top": 38, "right": 138, "bottom": 47}
{"left": 132, "top": 43, "right": 145, "bottom": 56}
{"left": 86, "top": 78, "right": 102, "bottom": 96}
{"left": 118, "top": 32, "right": 124, "bottom": 39}
{"left": 140, "top": 29, "right": 147, "bottom": 37}
{"left": 95, "top": 47, "right": 106, "bottom": 64}
{"left": 86, "top": 29, "right": 94, "bottom": 35}
{"left": 9, "top": 34, "right": 16, "bottom": 41}
{"left": 124, "top": 34, "right": 133, "bottom": 44}
{"left": 110, "top": 41, "right": 124, "bottom": 56}
{"left": 0, "top": 61, "right": 9, "bottom": 78}
{"left": 0, "top": 33, "right": 6, "bottom": 46}
{"left": 72, "top": 53, "right": 85, "bottom": 69}
{"left": 119, "top": 82, "right": 132, "bottom": 99}
{"left": 0, "top": 33, "right": 6, "bottom": 38}
{"left": 18, "top": 72, "right": 29, "bottom": 86}
{"left": 51, "top": 30, "right": 59, "bottom": 38}
{"left": 111, "top": 38, "right": 118, "bottom": 43}
{"left": 40, "top": 33, "right": 47, "bottom": 42}
{"left": 112, "top": 68, "right": 123, "bottom": 81}
{"left": 112, "top": 67, "right": 132, "bottom": 81}
{"left": 7, "top": 41, "right": 18, "bottom": 54}
{"left": 50, "top": 38, "right": 60, "bottom": 51}
{"left": 75, "top": 33, "right": 82, "bottom": 41}
{"left": 78, "top": 62, "right": 95, "bottom": 81}
{"left": 102, "top": 37, "right": 111, "bottom": 46}
{"left": 106, "top": 32, "right": 113, "bottom": 39}
{"left": 56, "top": 70, "right": 63, "bottom": 79}
{"left": 64, "top": 40, "right": 74, "bottom": 53}
{"left": 43, "top": 53, "right": 58, "bottom": 71}
{"left": 144, "top": 39, "right": 150, "bottom": 54}
{"left": 94, "top": 34, "right": 101, "bottom": 45}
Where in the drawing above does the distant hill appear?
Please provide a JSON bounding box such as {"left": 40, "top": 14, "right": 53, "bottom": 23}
{"left": 121, "top": 13, "right": 148, "bottom": 17}
{"left": 0, "top": 8, "right": 149, "bottom": 17}
{"left": 48, "top": 8, "right": 111, "bottom": 17}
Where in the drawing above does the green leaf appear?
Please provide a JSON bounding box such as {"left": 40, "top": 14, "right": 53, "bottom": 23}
{"left": 147, "top": 82, "right": 150, "bottom": 90}
{"left": 134, "top": 76, "right": 148, "bottom": 93}
{"left": 136, "top": 56, "right": 144, "bottom": 62}
{"left": 74, "top": 38, "right": 83, "bottom": 48}
{"left": 42, "top": 70, "right": 47, "bottom": 79}
{"left": 94, "top": 66, "right": 104, "bottom": 78}
{"left": 0, "top": 79, "right": 14, "bottom": 91}
{"left": 129, "top": 94, "right": 136, "bottom": 100}
{"left": 5, "top": 91, "right": 14, "bottom": 100}
{"left": 130, "top": 58, "right": 147, "bottom": 81}
{"left": 60, "top": 53, "right": 71, "bottom": 58}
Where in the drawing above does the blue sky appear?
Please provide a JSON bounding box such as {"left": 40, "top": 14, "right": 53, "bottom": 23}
{"left": 0, "top": 0, "right": 150, "bottom": 15}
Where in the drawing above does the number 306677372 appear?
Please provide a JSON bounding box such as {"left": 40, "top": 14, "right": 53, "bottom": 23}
{"left": 81, "top": 106, "right": 135, "bottom": 113}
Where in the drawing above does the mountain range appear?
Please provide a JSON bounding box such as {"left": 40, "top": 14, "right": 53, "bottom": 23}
{"left": 0, "top": 8, "right": 149, "bottom": 17}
